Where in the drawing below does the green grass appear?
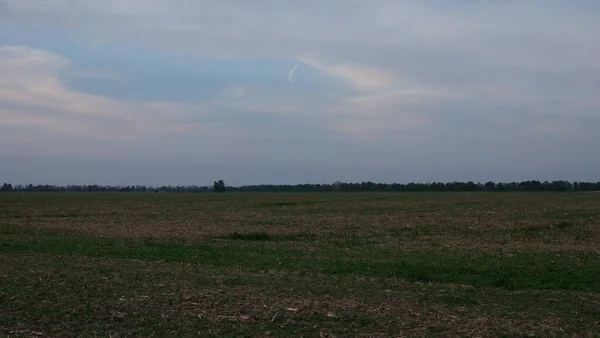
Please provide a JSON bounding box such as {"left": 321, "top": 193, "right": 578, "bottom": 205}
{"left": 217, "top": 231, "right": 307, "bottom": 241}
{"left": 1, "top": 227, "right": 599, "bottom": 292}
{"left": 389, "top": 226, "right": 433, "bottom": 237}
{"left": 219, "top": 231, "right": 273, "bottom": 241}
{"left": 2, "top": 252, "right": 599, "bottom": 337}
{"left": 554, "top": 221, "right": 575, "bottom": 230}
{"left": 258, "top": 200, "right": 329, "bottom": 207}
{"left": 2, "top": 191, "right": 600, "bottom": 337}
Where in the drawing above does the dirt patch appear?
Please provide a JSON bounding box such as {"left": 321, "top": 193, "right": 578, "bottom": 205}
{"left": 2, "top": 192, "right": 599, "bottom": 252}
{"left": 2, "top": 253, "right": 598, "bottom": 337}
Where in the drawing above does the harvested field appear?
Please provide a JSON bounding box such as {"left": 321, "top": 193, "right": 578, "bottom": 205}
{"left": 1, "top": 192, "right": 600, "bottom": 337}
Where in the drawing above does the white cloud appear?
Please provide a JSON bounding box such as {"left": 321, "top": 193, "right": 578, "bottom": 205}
{"left": 223, "top": 86, "right": 246, "bottom": 99}
{"left": 5, "top": 1, "right": 600, "bottom": 96}
{"left": 2, "top": 1, "right": 600, "bottom": 183}
{"left": 298, "top": 54, "right": 398, "bottom": 91}
{"left": 0, "top": 46, "right": 345, "bottom": 158}
{"left": 5, "top": 0, "right": 598, "bottom": 70}
{"left": 339, "top": 87, "right": 458, "bottom": 114}
{"left": 0, "top": 46, "right": 235, "bottom": 155}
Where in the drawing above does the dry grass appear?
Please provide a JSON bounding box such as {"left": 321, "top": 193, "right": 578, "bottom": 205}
{"left": 1, "top": 192, "right": 600, "bottom": 337}
{"left": 2, "top": 254, "right": 599, "bottom": 337}
{"left": 1, "top": 192, "right": 599, "bottom": 252}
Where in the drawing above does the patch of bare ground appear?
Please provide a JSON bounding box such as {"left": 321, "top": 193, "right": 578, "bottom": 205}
{"left": 2, "top": 254, "right": 599, "bottom": 337}
{"left": 2, "top": 193, "right": 600, "bottom": 336}
{"left": 2, "top": 192, "right": 600, "bottom": 253}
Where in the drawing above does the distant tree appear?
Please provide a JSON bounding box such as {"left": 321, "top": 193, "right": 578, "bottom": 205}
{"left": 213, "top": 180, "right": 226, "bottom": 193}
{"left": 484, "top": 181, "right": 496, "bottom": 191}
{"left": 465, "top": 181, "right": 477, "bottom": 191}
{"left": 6, "top": 179, "right": 600, "bottom": 193}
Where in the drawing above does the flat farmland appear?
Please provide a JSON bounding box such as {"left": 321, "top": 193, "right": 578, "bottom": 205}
{"left": 1, "top": 192, "right": 599, "bottom": 337}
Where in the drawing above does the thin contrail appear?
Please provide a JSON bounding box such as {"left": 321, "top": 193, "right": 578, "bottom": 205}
{"left": 288, "top": 61, "right": 298, "bottom": 84}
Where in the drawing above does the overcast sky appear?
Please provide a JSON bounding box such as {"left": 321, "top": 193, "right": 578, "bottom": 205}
{"left": 1, "top": 0, "right": 599, "bottom": 186}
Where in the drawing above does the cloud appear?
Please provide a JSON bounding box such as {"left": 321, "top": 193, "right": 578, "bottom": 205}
{"left": 338, "top": 86, "right": 458, "bottom": 114}
{"left": 224, "top": 85, "right": 246, "bottom": 99}
{"left": 0, "top": 46, "right": 343, "bottom": 159}
{"left": 298, "top": 54, "right": 398, "bottom": 91}
{"left": 67, "top": 69, "right": 118, "bottom": 79}
{"left": 2, "top": 1, "right": 600, "bottom": 183}
{"left": 5, "top": 2, "right": 600, "bottom": 94}
{"left": 287, "top": 62, "right": 298, "bottom": 84}
{"left": 6, "top": 1, "right": 599, "bottom": 69}
{"left": 0, "top": 46, "right": 237, "bottom": 155}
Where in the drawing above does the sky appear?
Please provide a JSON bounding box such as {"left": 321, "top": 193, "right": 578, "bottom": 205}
{"left": 1, "top": 0, "right": 599, "bottom": 186}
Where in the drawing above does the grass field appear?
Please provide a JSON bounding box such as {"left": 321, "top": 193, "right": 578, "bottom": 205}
{"left": 1, "top": 192, "right": 600, "bottom": 337}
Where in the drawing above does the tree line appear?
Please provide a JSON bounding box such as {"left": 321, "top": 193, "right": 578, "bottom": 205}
{"left": 1, "top": 180, "right": 600, "bottom": 193}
